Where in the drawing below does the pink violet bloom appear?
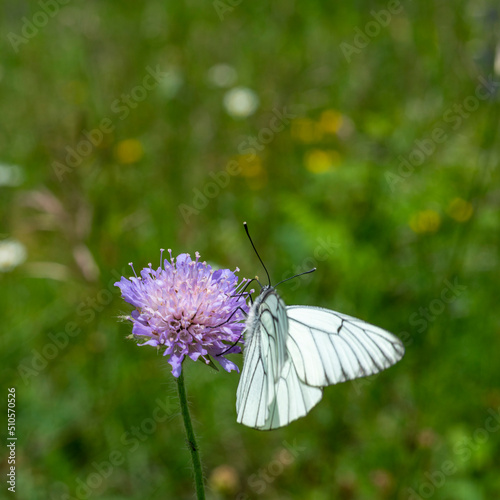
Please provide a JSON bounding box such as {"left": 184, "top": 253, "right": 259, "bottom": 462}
{"left": 115, "top": 250, "right": 250, "bottom": 377}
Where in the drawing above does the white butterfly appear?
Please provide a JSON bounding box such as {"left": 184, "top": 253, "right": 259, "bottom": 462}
{"left": 235, "top": 226, "right": 405, "bottom": 430}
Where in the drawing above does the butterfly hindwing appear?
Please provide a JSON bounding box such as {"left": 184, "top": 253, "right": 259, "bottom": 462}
{"left": 262, "top": 357, "right": 323, "bottom": 430}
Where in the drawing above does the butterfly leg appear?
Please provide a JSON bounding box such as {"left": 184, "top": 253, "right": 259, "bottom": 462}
{"left": 209, "top": 306, "right": 248, "bottom": 328}
{"left": 211, "top": 306, "right": 249, "bottom": 356}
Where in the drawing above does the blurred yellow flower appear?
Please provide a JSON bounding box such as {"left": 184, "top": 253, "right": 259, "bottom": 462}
{"left": 305, "top": 149, "right": 341, "bottom": 173}
{"left": 319, "top": 109, "right": 343, "bottom": 134}
{"left": 235, "top": 154, "right": 267, "bottom": 189}
{"left": 237, "top": 154, "right": 262, "bottom": 177}
{"left": 291, "top": 118, "right": 322, "bottom": 143}
{"left": 409, "top": 210, "right": 441, "bottom": 234}
{"left": 448, "top": 197, "right": 473, "bottom": 222}
{"left": 114, "top": 139, "right": 144, "bottom": 164}
{"left": 209, "top": 464, "right": 240, "bottom": 494}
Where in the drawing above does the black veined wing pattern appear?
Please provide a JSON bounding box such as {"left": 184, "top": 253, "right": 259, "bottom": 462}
{"left": 236, "top": 288, "right": 405, "bottom": 430}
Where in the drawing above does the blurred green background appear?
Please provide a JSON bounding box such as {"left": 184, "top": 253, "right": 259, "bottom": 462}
{"left": 1, "top": 1, "right": 500, "bottom": 499}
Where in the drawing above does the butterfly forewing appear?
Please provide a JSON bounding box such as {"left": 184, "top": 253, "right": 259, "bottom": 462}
{"left": 286, "top": 306, "right": 405, "bottom": 387}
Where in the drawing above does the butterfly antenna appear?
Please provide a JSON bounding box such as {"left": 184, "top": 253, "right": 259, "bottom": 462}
{"left": 274, "top": 267, "right": 316, "bottom": 288}
{"left": 244, "top": 222, "right": 271, "bottom": 286}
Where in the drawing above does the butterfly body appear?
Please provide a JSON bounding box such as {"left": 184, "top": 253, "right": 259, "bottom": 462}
{"left": 244, "top": 286, "right": 286, "bottom": 344}
{"left": 236, "top": 286, "right": 405, "bottom": 430}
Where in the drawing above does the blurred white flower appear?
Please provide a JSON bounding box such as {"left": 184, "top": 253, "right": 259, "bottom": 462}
{"left": 0, "top": 239, "right": 27, "bottom": 272}
{"left": 0, "top": 163, "right": 24, "bottom": 187}
{"left": 207, "top": 64, "right": 237, "bottom": 88}
{"left": 223, "top": 87, "right": 259, "bottom": 118}
{"left": 158, "top": 67, "right": 183, "bottom": 99}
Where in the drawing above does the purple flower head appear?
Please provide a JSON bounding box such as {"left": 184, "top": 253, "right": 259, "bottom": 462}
{"left": 115, "top": 250, "right": 249, "bottom": 377}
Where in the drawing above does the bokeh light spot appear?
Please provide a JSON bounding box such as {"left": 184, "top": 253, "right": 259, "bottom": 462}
{"left": 448, "top": 198, "right": 473, "bottom": 222}
{"left": 305, "top": 149, "right": 341, "bottom": 173}
{"left": 114, "top": 139, "right": 144, "bottom": 164}
{"left": 409, "top": 210, "right": 441, "bottom": 234}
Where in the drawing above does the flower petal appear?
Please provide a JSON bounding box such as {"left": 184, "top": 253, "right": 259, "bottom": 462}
{"left": 216, "top": 356, "right": 240, "bottom": 374}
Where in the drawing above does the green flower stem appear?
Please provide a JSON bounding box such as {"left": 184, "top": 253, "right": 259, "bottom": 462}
{"left": 176, "top": 371, "right": 206, "bottom": 500}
